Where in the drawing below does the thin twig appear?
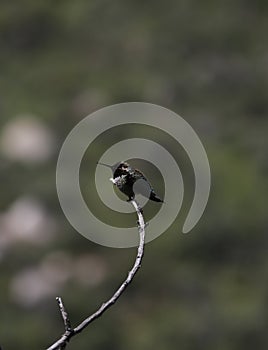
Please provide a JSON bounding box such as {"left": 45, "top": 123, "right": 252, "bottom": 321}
{"left": 56, "top": 297, "right": 72, "bottom": 332}
{"left": 46, "top": 199, "right": 146, "bottom": 350}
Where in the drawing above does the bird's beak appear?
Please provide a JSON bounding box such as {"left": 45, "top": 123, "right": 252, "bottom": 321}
{"left": 97, "top": 162, "right": 113, "bottom": 169}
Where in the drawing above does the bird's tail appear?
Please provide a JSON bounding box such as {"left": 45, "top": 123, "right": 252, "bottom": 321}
{"left": 149, "top": 191, "right": 164, "bottom": 203}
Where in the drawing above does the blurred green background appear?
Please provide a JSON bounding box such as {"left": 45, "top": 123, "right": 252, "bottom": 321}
{"left": 0, "top": 1, "right": 268, "bottom": 349}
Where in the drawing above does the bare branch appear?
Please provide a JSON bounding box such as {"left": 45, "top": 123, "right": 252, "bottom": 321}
{"left": 46, "top": 199, "right": 146, "bottom": 350}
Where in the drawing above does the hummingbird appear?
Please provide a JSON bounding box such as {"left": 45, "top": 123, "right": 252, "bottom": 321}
{"left": 97, "top": 161, "right": 164, "bottom": 203}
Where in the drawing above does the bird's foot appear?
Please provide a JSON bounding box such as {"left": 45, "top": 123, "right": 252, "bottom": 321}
{"left": 137, "top": 205, "right": 143, "bottom": 214}
{"left": 137, "top": 221, "right": 149, "bottom": 228}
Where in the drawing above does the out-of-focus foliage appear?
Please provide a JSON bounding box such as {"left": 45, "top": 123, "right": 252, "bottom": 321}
{"left": 0, "top": 1, "right": 268, "bottom": 349}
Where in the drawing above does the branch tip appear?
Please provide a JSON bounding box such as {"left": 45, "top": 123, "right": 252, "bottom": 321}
{"left": 56, "top": 296, "right": 72, "bottom": 332}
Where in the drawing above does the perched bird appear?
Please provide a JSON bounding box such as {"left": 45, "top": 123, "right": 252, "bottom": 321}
{"left": 97, "top": 161, "right": 164, "bottom": 203}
